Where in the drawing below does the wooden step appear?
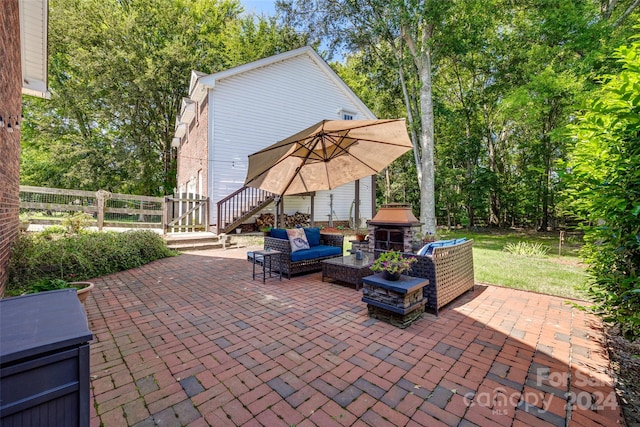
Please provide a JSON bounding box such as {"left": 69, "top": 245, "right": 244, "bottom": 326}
{"left": 164, "top": 232, "right": 236, "bottom": 251}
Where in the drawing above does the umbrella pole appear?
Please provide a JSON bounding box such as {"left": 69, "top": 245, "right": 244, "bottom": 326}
{"left": 274, "top": 196, "right": 280, "bottom": 229}
{"left": 310, "top": 193, "right": 315, "bottom": 227}
{"left": 355, "top": 179, "right": 360, "bottom": 229}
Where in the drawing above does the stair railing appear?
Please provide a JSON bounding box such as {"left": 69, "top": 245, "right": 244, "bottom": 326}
{"left": 216, "top": 186, "right": 275, "bottom": 234}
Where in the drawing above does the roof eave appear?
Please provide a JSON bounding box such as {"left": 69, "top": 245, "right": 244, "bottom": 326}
{"left": 20, "top": 0, "right": 49, "bottom": 99}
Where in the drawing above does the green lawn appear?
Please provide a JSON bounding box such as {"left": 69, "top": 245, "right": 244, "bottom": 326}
{"left": 253, "top": 228, "right": 590, "bottom": 302}
{"left": 439, "top": 229, "right": 590, "bottom": 301}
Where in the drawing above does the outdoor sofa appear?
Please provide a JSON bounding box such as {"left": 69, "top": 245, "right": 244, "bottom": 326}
{"left": 264, "top": 228, "right": 344, "bottom": 279}
{"left": 374, "top": 238, "right": 474, "bottom": 315}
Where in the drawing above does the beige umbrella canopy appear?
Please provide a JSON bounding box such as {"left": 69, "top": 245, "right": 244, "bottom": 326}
{"left": 244, "top": 119, "right": 413, "bottom": 196}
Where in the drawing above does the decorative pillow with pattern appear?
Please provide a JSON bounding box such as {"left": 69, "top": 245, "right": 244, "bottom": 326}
{"left": 286, "top": 228, "right": 311, "bottom": 252}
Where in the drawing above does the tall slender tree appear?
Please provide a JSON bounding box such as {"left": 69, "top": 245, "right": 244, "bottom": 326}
{"left": 279, "top": 0, "right": 458, "bottom": 233}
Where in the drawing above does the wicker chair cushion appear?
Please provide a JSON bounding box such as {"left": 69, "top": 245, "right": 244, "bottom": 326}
{"left": 419, "top": 238, "right": 467, "bottom": 256}
{"left": 287, "top": 228, "right": 311, "bottom": 252}
{"left": 290, "top": 245, "right": 342, "bottom": 262}
{"left": 303, "top": 227, "right": 321, "bottom": 246}
{"left": 271, "top": 228, "right": 288, "bottom": 240}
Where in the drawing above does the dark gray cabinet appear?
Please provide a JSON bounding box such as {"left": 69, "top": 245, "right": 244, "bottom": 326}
{"left": 1, "top": 289, "right": 93, "bottom": 427}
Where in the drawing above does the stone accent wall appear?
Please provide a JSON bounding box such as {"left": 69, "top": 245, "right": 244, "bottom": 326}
{"left": 0, "top": 0, "right": 22, "bottom": 294}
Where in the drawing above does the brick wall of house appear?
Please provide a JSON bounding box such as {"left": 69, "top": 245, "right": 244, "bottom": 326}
{"left": 0, "top": 0, "right": 22, "bottom": 293}
{"left": 176, "top": 97, "right": 209, "bottom": 203}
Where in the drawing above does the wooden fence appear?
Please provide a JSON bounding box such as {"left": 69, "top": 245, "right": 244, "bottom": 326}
{"left": 164, "top": 193, "right": 209, "bottom": 233}
{"left": 19, "top": 186, "right": 165, "bottom": 230}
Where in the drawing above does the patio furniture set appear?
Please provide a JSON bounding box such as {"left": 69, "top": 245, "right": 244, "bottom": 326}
{"left": 249, "top": 226, "right": 475, "bottom": 327}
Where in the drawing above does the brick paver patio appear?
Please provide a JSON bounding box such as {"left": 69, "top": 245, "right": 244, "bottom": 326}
{"left": 85, "top": 248, "right": 625, "bottom": 426}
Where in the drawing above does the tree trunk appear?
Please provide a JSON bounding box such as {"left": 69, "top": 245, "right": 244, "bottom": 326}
{"left": 391, "top": 43, "right": 422, "bottom": 186}
{"left": 417, "top": 51, "right": 437, "bottom": 234}
{"left": 384, "top": 168, "right": 391, "bottom": 204}
{"left": 403, "top": 22, "right": 436, "bottom": 235}
{"left": 539, "top": 147, "right": 552, "bottom": 231}
{"left": 487, "top": 123, "right": 500, "bottom": 227}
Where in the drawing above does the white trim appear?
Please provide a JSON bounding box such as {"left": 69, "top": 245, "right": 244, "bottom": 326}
{"left": 188, "top": 70, "right": 207, "bottom": 102}
{"left": 180, "top": 98, "right": 197, "bottom": 125}
{"left": 337, "top": 107, "right": 357, "bottom": 120}
{"left": 208, "top": 89, "right": 216, "bottom": 226}
{"left": 175, "top": 120, "right": 187, "bottom": 138}
{"left": 20, "top": 0, "right": 50, "bottom": 99}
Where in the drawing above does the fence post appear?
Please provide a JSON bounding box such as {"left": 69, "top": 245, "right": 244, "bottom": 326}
{"left": 95, "top": 190, "right": 111, "bottom": 231}
{"left": 164, "top": 196, "right": 171, "bottom": 234}
{"left": 204, "top": 197, "right": 210, "bottom": 233}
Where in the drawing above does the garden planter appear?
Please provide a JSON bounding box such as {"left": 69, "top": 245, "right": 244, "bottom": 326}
{"left": 382, "top": 271, "right": 402, "bottom": 281}
{"left": 70, "top": 282, "right": 95, "bottom": 305}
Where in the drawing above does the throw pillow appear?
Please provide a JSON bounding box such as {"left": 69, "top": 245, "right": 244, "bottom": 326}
{"left": 303, "top": 227, "right": 321, "bottom": 246}
{"left": 287, "top": 228, "right": 310, "bottom": 252}
{"left": 270, "top": 228, "right": 288, "bottom": 240}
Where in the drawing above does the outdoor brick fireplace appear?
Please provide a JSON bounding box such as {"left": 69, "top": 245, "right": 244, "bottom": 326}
{"left": 367, "top": 204, "right": 421, "bottom": 253}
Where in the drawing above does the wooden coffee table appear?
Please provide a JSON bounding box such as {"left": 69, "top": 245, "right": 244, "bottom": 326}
{"left": 321, "top": 253, "right": 374, "bottom": 290}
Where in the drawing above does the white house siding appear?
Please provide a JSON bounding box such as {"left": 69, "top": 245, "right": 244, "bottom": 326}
{"left": 208, "top": 52, "right": 375, "bottom": 227}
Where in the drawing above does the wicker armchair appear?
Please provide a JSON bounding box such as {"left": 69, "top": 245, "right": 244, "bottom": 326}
{"left": 264, "top": 233, "right": 344, "bottom": 279}
{"left": 374, "top": 239, "right": 474, "bottom": 315}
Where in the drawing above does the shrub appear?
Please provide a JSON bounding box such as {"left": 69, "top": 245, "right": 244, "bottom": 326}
{"left": 566, "top": 39, "right": 640, "bottom": 340}
{"left": 39, "top": 225, "right": 67, "bottom": 239}
{"left": 62, "top": 211, "right": 94, "bottom": 234}
{"left": 5, "top": 230, "right": 176, "bottom": 296}
{"left": 504, "top": 241, "right": 549, "bottom": 257}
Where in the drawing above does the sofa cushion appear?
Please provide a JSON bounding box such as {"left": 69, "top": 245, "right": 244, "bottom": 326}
{"left": 418, "top": 238, "right": 466, "bottom": 256}
{"left": 270, "top": 228, "right": 288, "bottom": 240}
{"left": 290, "top": 245, "right": 342, "bottom": 262}
{"left": 304, "top": 227, "right": 321, "bottom": 246}
{"left": 287, "top": 228, "right": 310, "bottom": 252}
{"left": 417, "top": 244, "right": 429, "bottom": 256}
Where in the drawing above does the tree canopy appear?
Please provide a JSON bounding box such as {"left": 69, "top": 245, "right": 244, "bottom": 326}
{"left": 324, "top": 1, "right": 636, "bottom": 231}
{"left": 21, "top": 0, "right": 307, "bottom": 195}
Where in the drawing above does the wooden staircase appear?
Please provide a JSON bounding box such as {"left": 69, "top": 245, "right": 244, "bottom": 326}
{"left": 217, "top": 187, "right": 275, "bottom": 234}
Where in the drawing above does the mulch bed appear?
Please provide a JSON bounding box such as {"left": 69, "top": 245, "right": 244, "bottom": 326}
{"left": 607, "top": 325, "right": 640, "bottom": 425}
{"left": 320, "top": 227, "right": 349, "bottom": 234}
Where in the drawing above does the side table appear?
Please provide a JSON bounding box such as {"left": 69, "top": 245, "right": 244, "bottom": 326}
{"left": 321, "top": 253, "right": 373, "bottom": 290}
{"left": 362, "top": 273, "right": 428, "bottom": 328}
{"left": 251, "top": 249, "right": 283, "bottom": 283}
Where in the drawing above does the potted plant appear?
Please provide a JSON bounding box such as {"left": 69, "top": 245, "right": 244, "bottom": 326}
{"left": 355, "top": 229, "right": 368, "bottom": 241}
{"left": 412, "top": 231, "right": 437, "bottom": 253}
{"left": 28, "top": 278, "right": 95, "bottom": 305}
{"left": 415, "top": 231, "right": 437, "bottom": 244}
{"left": 370, "top": 250, "right": 417, "bottom": 281}
{"left": 260, "top": 226, "right": 272, "bottom": 236}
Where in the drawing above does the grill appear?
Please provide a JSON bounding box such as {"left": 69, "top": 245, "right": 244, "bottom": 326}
{"left": 367, "top": 204, "right": 421, "bottom": 253}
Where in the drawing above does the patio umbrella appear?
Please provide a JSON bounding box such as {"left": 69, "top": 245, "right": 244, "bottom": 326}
{"left": 244, "top": 119, "right": 413, "bottom": 196}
